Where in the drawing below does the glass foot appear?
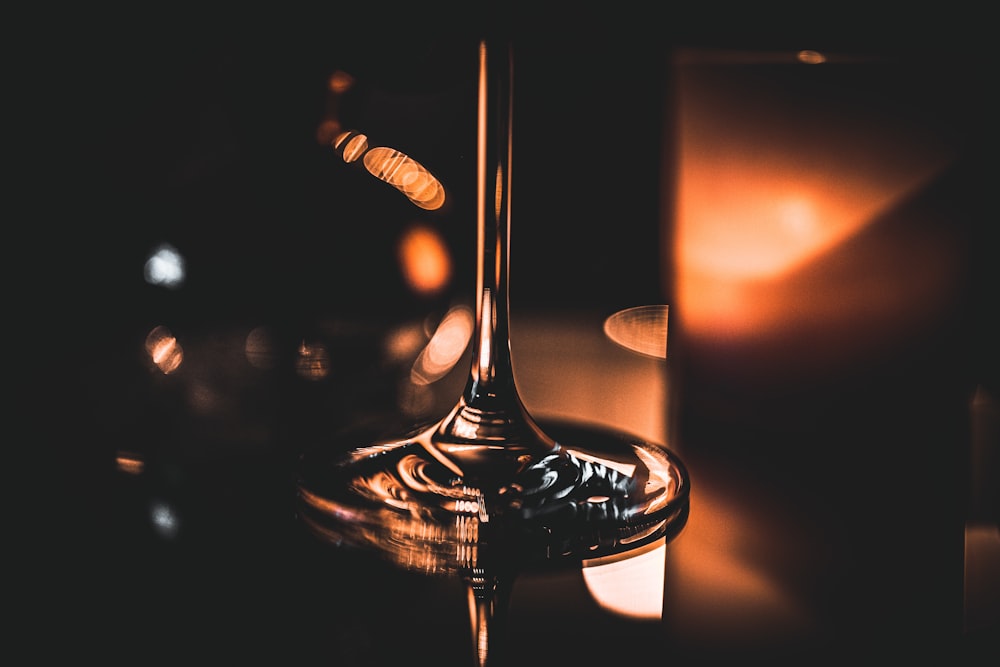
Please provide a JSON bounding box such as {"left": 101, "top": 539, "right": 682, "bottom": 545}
{"left": 296, "top": 417, "right": 690, "bottom": 576}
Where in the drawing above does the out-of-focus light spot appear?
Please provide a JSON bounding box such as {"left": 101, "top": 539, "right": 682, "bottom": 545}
{"left": 245, "top": 325, "right": 277, "bottom": 370}
{"left": 582, "top": 540, "right": 666, "bottom": 619}
{"left": 335, "top": 131, "right": 368, "bottom": 163}
{"left": 680, "top": 184, "right": 852, "bottom": 282}
{"left": 150, "top": 500, "right": 180, "bottom": 539}
{"left": 144, "top": 243, "right": 185, "bottom": 288}
{"left": 603, "top": 305, "right": 669, "bottom": 360}
{"left": 672, "top": 52, "right": 960, "bottom": 344}
{"left": 328, "top": 69, "right": 354, "bottom": 93}
{"left": 797, "top": 50, "right": 826, "bottom": 64}
{"left": 400, "top": 164, "right": 447, "bottom": 211}
{"left": 398, "top": 224, "right": 452, "bottom": 295}
{"left": 363, "top": 147, "right": 446, "bottom": 210}
{"left": 384, "top": 321, "right": 429, "bottom": 363}
{"left": 145, "top": 325, "right": 183, "bottom": 374}
{"left": 411, "top": 305, "right": 474, "bottom": 385}
{"left": 296, "top": 340, "right": 331, "bottom": 380}
{"left": 330, "top": 129, "right": 446, "bottom": 210}
{"left": 116, "top": 452, "right": 145, "bottom": 475}
{"left": 316, "top": 118, "right": 343, "bottom": 146}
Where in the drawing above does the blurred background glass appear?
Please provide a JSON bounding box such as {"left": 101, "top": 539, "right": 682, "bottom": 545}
{"left": 661, "top": 42, "right": 996, "bottom": 660}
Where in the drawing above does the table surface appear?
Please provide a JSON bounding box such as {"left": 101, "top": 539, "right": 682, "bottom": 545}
{"left": 25, "top": 311, "right": 998, "bottom": 665}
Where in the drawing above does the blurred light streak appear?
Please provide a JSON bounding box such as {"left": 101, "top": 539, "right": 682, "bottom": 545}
{"left": 603, "top": 305, "right": 669, "bottom": 360}
{"left": 398, "top": 223, "right": 452, "bottom": 295}
{"left": 143, "top": 243, "right": 185, "bottom": 288}
{"left": 411, "top": 305, "right": 474, "bottom": 385}
{"left": 296, "top": 340, "right": 331, "bottom": 380}
{"left": 115, "top": 452, "right": 145, "bottom": 475}
{"left": 145, "top": 325, "right": 183, "bottom": 374}
{"left": 796, "top": 49, "right": 826, "bottom": 64}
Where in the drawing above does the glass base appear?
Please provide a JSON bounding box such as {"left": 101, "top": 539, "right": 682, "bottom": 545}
{"left": 296, "top": 417, "right": 690, "bottom": 578}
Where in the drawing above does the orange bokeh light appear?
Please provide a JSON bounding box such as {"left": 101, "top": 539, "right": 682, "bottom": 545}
{"left": 670, "top": 50, "right": 963, "bottom": 360}
{"left": 145, "top": 325, "right": 183, "bottom": 374}
{"left": 328, "top": 69, "right": 354, "bottom": 94}
{"left": 398, "top": 223, "right": 452, "bottom": 296}
{"left": 363, "top": 147, "right": 446, "bottom": 210}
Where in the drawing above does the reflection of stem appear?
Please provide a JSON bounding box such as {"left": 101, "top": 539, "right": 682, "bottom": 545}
{"left": 465, "top": 569, "right": 513, "bottom": 667}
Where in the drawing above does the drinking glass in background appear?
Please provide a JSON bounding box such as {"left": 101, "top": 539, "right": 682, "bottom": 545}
{"left": 661, "top": 43, "right": 994, "bottom": 660}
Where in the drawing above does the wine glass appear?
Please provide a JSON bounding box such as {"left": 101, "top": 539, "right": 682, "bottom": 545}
{"left": 295, "top": 38, "right": 690, "bottom": 667}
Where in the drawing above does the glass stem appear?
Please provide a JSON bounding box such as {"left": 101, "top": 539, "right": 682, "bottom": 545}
{"left": 432, "top": 38, "right": 556, "bottom": 459}
{"left": 467, "top": 38, "right": 515, "bottom": 410}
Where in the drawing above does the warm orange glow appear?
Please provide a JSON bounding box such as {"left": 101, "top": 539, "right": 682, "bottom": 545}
{"left": 384, "top": 321, "right": 428, "bottom": 363}
{"left": 476, "top": 41, "right": 488, "bottom": 327}
{"left": 671, "top": 51, "right": 962, "bottom": 352}
{"left": 328, "top": 69, "right": 354, "bottom": 93}
{"left": 796, "top": 49, "right": 826, "bottom": 64}
{"left": 582, "top": 539, "right": 666, "bottom": 619}
{"left": 295, "top": 341, "right": 331, "bottom": 380}
{"left": 411, "top": 305, "right": 474, "bottom": 385}
{"left": 512, "top": 314, "right": 668, "bottom": 446}
{"left": 116, "top": 453, "right": 145, "bottom": 475}
{"left": 331, "top": 130, "right": 445, "bottom": 209}
{"left": 363, "top": 147, "right": 445, "bottom": 210}
{"left": 145, "top": 325, "right": 183, "bottom": 374}
{"left": 315, "top": 118, "right": 342, "bottom": 146}
{"left": 494, "top": 162, "right": 503, "bottom": 222}
{"left": 335, "top": 131, "right": 368, "bottom": 163}
{"left": 398, "top": 223, "right": 452, "bottom": 295}
{"left": 477, "top": 288, "right": 493, "bottom": 383}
